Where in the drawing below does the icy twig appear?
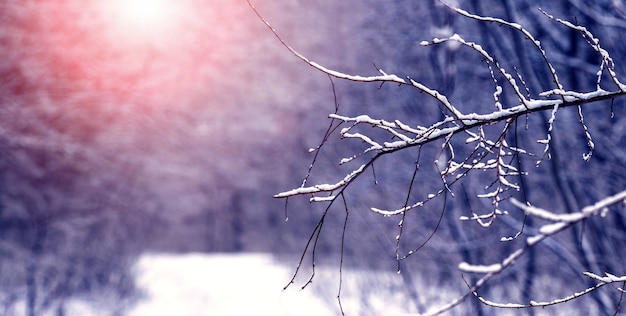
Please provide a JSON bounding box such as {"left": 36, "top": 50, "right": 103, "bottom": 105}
{"left": 577, "top": 105, "right": 595, "bottom": 161}
{"left": 421, "top": 34, "right": 528, "bottom": 106}
{"left": 472, "top": 272, "right": 626, "bottom": 309}
{"left": 480, "top": 192, "right": 625, "bottom": 307}
{"left": 406, "top": 78, "right": 465, "bottom": 120}
{"left": 425, "top": 190, "right": 626, "bottom": 315}
{"left": 541, "top": 9, "right": 626, "bottom": 92}
{"left": 536, "top": 103, "right": 559, "bottom": 166}
{"left": 274, "top": 164, "right": 367, "bottom": 198}
{"left": 448, "top": 5, "right": 563, "bottom": 92}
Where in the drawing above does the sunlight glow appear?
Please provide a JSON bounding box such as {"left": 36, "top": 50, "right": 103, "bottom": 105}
{"left": 101, "top": 0, "right": 184, "bottom": 45}
{"left": 37, "top": 0, "right": 233, "bottom": 112}
{"left": 118, "top": 0, "right": 172, "bottom": 29}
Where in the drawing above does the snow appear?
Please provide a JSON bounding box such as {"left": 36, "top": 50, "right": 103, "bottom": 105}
{"left": 274, "top": 164, "right": 367, "bottom": 197}
{"left": 127, "top": 253, "right": 334, "bottom": 316}
{"left": 310, "top": 195, "right": 336, "bottom": 202}
{"left": 9, "top": 254, "right": 334, "bottom": 315}
{"left": 458, "top": 262, "right": 502, "bottom": 274}
{"left": 11, "top": 251, "right": 613, "bottom": 315}
{"left": 12, "top": 252, "right": 462, "bottom": 315}
{"left": 583, "top": 271, "right": 626, "bottom": 283}
{"left": 538, "top": 222, "right": 566, "bottom": 235}
{"left": 122, "top": 253, "right": 471, "bottom": 316}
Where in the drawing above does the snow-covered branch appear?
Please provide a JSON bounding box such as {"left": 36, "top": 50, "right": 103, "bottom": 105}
{"left": 276, "top": 88, "right": 623, "bottom": 201}
{"left": 250, "top": 1, "right": 626, "bottom": 314}
{"left": 268, "top": 5, "right": 626, "bottom": 208}
{"left": 423, "top": 190, "right": 626, "bottom": 315}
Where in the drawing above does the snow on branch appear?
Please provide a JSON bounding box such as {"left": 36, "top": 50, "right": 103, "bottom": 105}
{"left": 275, "top": 88, "right": 624, "bottom": 203}
{"left": 273, "top": 163, "right": 367, "bottom": 198}
{"left": 246, "top": 0, "right": 406, "bottom": 85}
{"left": 540, "top": 9, "right": 626, "bottom": 92}
{"left": 268, "top": 4, "right": 626, "bottom": 209}
{"left": 421, "top": 34, "right": 529, "bottom": 106}
{"left": 465, "top": 271, "right": 626, "bottom": 310}
{"left": 426, "top": 190, "right": 626, "bottom": 315}
{"left": 446, "top": 5, "right": 564, "bottom": 92}
{"left": 251, "top": 3, "right": 626, "bottom": 210}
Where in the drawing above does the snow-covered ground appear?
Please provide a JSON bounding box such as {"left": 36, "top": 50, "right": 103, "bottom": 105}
{"left": 127, "top": 253, "right": 335, "bottom": 316}
{"left": 9, "top": 252, "right": 589, "bottom": 315}
{"left": 32, "top": 252, "right": 592, "bottom": 316}
{"left": 9, "top": 252, "right": 460, "bottom": 315}
{"left": 125, "top": 253, "right": 462, "bottom": 315}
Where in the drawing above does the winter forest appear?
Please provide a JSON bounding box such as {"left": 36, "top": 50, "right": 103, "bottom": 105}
{"left": 1, "top": 0, "right": 625, "bottom": 315}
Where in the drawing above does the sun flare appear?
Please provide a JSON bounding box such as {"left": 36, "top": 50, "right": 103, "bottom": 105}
{"left": 99, "top": 0, "right": 185, "bottom": 45}
{"left": 33, "top": 0, "right": 231, "bottom": 109}
{"left": 117, "top": 0, "right": 172, "bottom": 29}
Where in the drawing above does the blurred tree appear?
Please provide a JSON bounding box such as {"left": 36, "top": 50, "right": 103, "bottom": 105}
{"left": 0, "top": 2, "right": 181, "bottom": 315}
{"left": 0, "top": 0, "right": 345, "bottom": 313}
